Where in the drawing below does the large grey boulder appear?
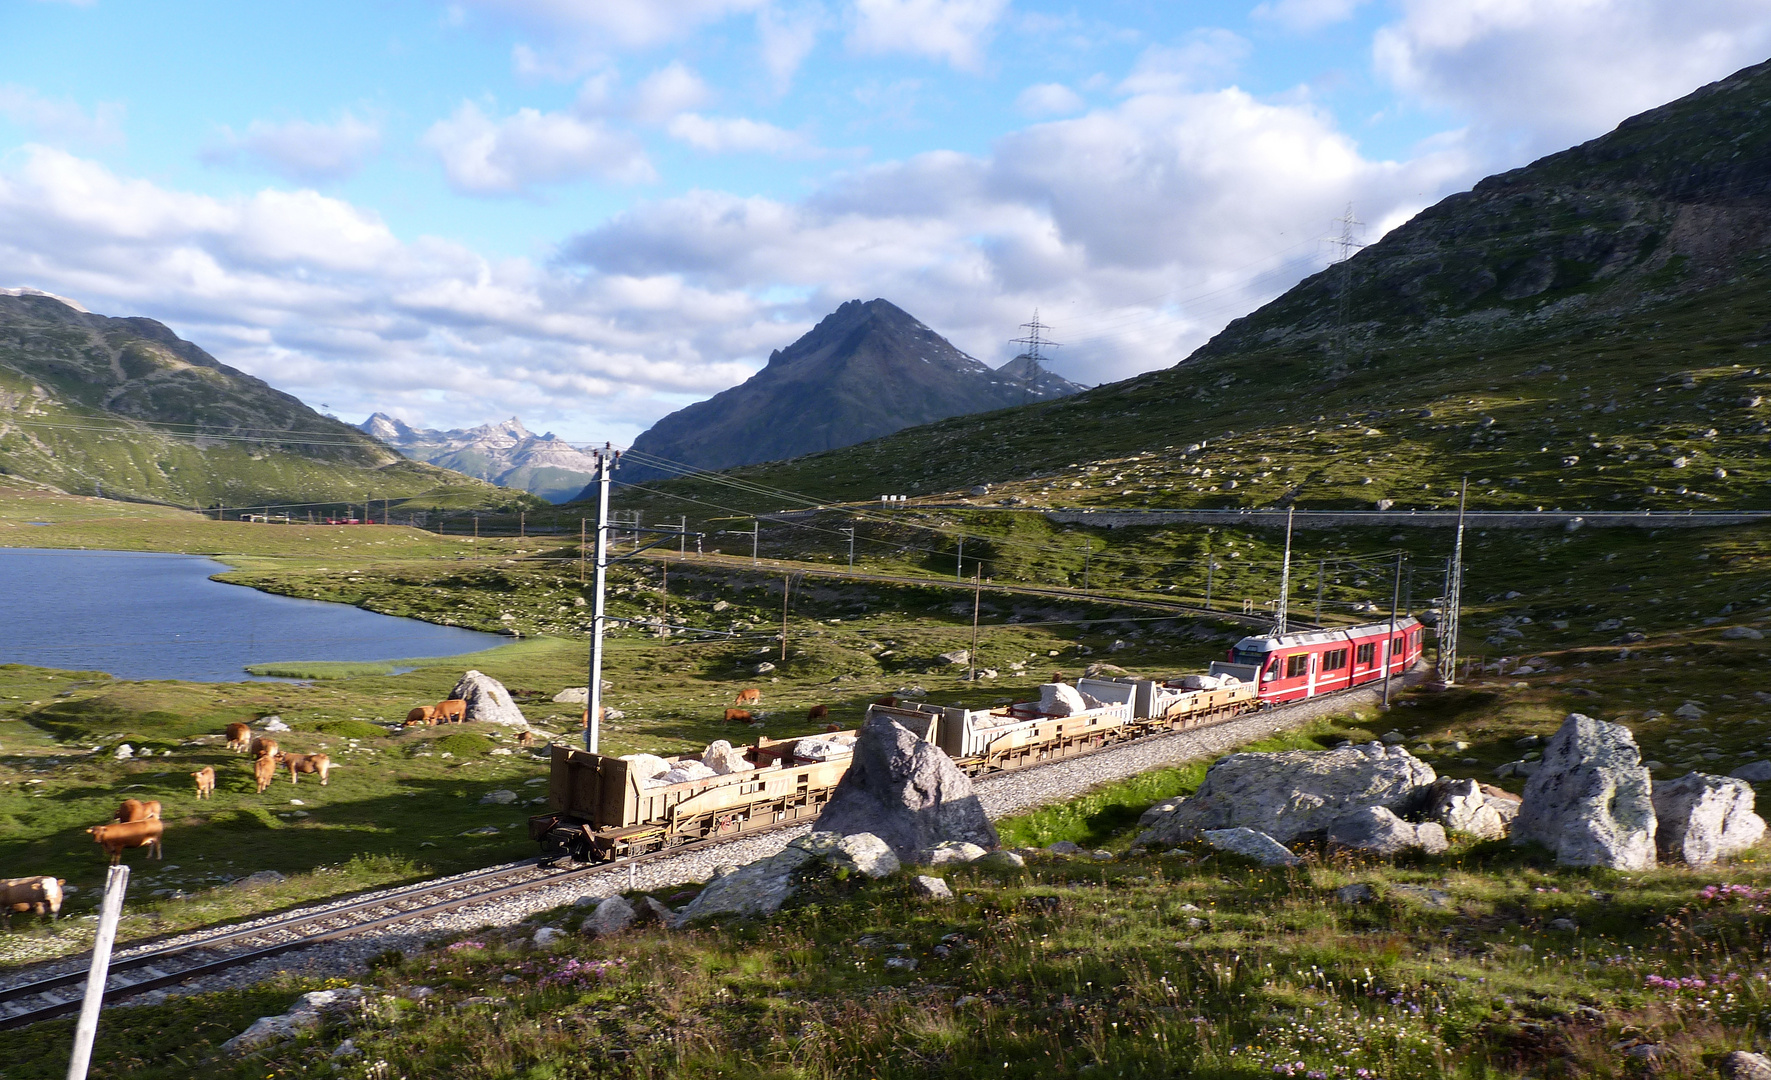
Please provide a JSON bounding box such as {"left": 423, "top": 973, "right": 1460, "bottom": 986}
{"left": 1513, "top": 713, "right": 1657, "bottom": 870}
{"left": 674, "top": 845, "right": 820, "bottom": 923}
{"left": 824, "top": 832, "right": 901, "bottom": 878}
{"left": 814, "top": 712, "right": 998, "bottom": 859}
{"left": 1202, "top": 827, "right": 1301, "bottom": 867}
{"left": 918, "top": 840, "right": 987, "bottom": 865}
{"left": 1429, "top": 778, "right": 1520, "bottom": 840}
{"left": 449, "top": 670, "right": 527, "bottom": 726}
{"left": 585, "top": 895, "right": 636, "bottom": 936}
{"left": 1138, "top": 743, "right": 1436, "bottom": 846}
{"left": 1652, "top": 772, "right": 1767, "bottom": 866}
{"left": 222, "top": 987, "right": 365, "bottom": 1054}
{"left": 1327, "top": 806, "right": 1448, "bottom": 856}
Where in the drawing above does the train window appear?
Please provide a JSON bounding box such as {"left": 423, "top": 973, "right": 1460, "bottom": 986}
{"left": 1285, "top": 654, "right": 1309, "bottom": 678}
{"left": 1264, "top": 658, "right": 1279, "bottom": 679}
{"left": 1322, "top": 648, "right": 1347, "bottom": 670}
{"left": 1356, "top": 642, "right": 1375, "bottom": 665}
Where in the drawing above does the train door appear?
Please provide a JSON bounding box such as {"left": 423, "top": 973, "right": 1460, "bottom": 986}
{"left": 1305, "top": 652, "right": 1318, "bottom": 698}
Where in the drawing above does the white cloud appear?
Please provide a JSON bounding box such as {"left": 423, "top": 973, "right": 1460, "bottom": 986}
{"left": 422, "top": 101, "right": 654, "bottom": 196}
{"left": 630, "top": 62, "right": 711, "bottom": 123}
{"left": 667, "top": 114, "right": 810, "bottom": 155}
{"left": 1014, "top": 83, "right": 1085, "bottom": 118}
{"left": 460, "top": 0, "right": 766, "bottom": 48}
{"left": 1250, "top": 0, "right": 1369, "bottom": 32}
{"left": 758, "top": 2, "right": 824, "bottom": 93}
{"left": 202, "top": 113, "right": 382, "bottom": 182}
{"left": 847, "top": 0, "right": 1009, "bottom": 72}
{"left": 0, "top": 85, "right": 124, "bottom": 146}
{"left": 1374, "top": 0, "right": 1771, "bottom": 159}
{"left": 1118, "top": 30, "right": 1251, "bottom": 95}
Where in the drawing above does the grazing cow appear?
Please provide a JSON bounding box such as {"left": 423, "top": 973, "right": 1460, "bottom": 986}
{"left": 516, "top": 730, "right": 541, "bottom": 749}
{"left": 249, "top": 737, "right": 279, "bottom": 760}
{"left": 433, "top": 699, "right": 467, "bottom": 724}
{"left": 807, "top": 704, "right": 829, "bottom": 723}
{"left": 724, "top": 708, "right": 753, "bottom": 724}
{"left": 115, "top": 799, "right": 161, "bottom": 822}
{"left": 192, "top": 766, "right": 215, "bottom": 799}
{"left": 1052, "top": 671, "right": 1067, "bottom": 684}
{"left": 1, "top": 876, "right": 64, "bottom": 928}
{"left": 405, "top": 705, "right": 438, "bottom": 726}
{"left": 253, "top": 753, "right": 277, "bottom": 794}
{"left": 734, "top": 687, "right": 762, "bottom": 706}
{"left": 88, "top": 819, "right": 163, "bottom": 864}
{"left": 277, "top": 752, "right": 331, "bottom": 786}
{"left": 825, "top": 722, "right": 842, "bottom": 732}
{"left": 872, "top": 695, "right": 897, "bottom": 708}
{"left": 225, "top": 722, "right": 252, "bottom": 752}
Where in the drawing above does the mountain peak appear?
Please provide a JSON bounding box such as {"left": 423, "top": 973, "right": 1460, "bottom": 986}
{"left": 618, "top": 298, "right": 1082, "bottom": 481}
{"left": 359, "top": 413, "right": 595, "bottom": 502}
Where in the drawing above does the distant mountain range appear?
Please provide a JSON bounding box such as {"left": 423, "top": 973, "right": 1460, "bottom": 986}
{"left": 0, "top": 289, "right": 506, "bottom": 509}
{"left": 616, "top": 298, "right": 1085, "bottom": 483}
{"left": 359, "top": 414, "right": 601, "bottom": 503}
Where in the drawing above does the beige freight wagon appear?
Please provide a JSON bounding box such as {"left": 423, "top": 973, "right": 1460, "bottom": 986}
{"left": 531, "top": 731, "right": 858, "bottom": 863}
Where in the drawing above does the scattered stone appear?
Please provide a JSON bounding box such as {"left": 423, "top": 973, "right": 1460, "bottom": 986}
{"left": 1546, "top": 917, "right": 1578, "bottom": 932}
{"left": 1730, "top": 761, "right": 1771, "bottom": 783}
{"left": 1652, "top": 772, "right": 1767, "bottom": 866}
{"left": 480, "top": 789, "right": 518, "bottom": 805}
{"left": 636, "top": 895, "right": 676, "bottom": 925}
{"left": 974, "top": 850, "right": 1027, "bottom": 872}
{"left": 937, "top": 650, "right": 970, "bottom": 666}
{"left": 255, "top": 715, "right": 291, "bottom": 732}
{"left": 912, "top": 875, "right": 953, "bottom": 899}
{"left": 553, "top": 687, "right": 589, "bottom": 704}
{"left": 1719, "top": 1050, "right": 1771, "bottom": 1080}
{"left": 572, "top": 895, "right": 596, "bottom": 908}
{"left": 1046, "top": 840, "right": 1083, "bottom": 855}
{"left": 586, "top": 895, "right": 637, "bottom": 936}
{"left": 754, "top": 662, "right": 777, "bottom": 675}
{"left": 815, "top": 712, "right": 999, "bottom": 860}
{"left": 460, "top": 826, "right": 500, "bottom": 836}
{"left": 449, "top": 671, "right": 527, "bottom": 726}
{"left": 1429, "top": 778, "right": 1520, "bottom": 840}
{"left": 919, "top": 841, "right": 988, "bottom": 865}
{"left": 1140, "top": 743, "right": 1436, "bottom": 846}
{"left": 1381, "top": 731, "right": 1407, "bottom": 744}
{"left": 1513, "top": 713, "right": 1657, "bottom": 870}
{"left": 884, "top": 956, "right": 918, "bottom": 971}
{"left": 532, "top": 927, "right": 564, "bottom": 947}
{"left": 1674, "top": 702, "right": 1708, "bottom": 720}
{"left": 1138, "top": 799, "right": 1184, "bottom": 826}
{"left": 1515, "top": 735, "right": 1541, "bottom": 749}
{"left": 1090, "top": 849, "right": 1114, "bottom": 861}
{"left": 221, "top": 987, "right": 364, "bottom": 1053}
{"left": 823, "top": 832, "right": 901, "bottom": 878}
{"left": 1623, "top": 1044, "right": 1667, "bottom": 1064}
{"left": 232, "top": 870, "right": 287, "bottom": 889}
{"left": 1334, "top": 883, "right": 1376, "bottom": 904}
{"left": 1327, "top": 806, "right": 1449, "bottom": 856}
{"left": 1201, "top": 827, "right": 1302, "bottom": 867}
{"left": 1389, "top": 884, "right": 1452, "bottom": 908}
{"left": 1723, "top": 627, "right": 1765, "bottom": 640}
{"left": 113, "top": 744, "right": 133, "bottom": 760}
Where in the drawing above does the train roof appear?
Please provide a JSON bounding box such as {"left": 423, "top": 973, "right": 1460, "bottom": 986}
{"left": 1230, "top": 616, "right": 1421, "bottom": 653}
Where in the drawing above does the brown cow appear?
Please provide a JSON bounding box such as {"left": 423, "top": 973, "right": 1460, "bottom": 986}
{"left": 516, "top": 730, "right": 543, "bottom": 748}
{"left": 88, "top": 819, "right": 163, "bottom": 864}
{"left": 724, "top": 708, "right": 753, "bottom": 724}
{"left": 115, "top": 799, "right": 161, "bottom": 822}
{"left": 824, "top": 722, "right": 842, "bottom": 732}
{"left": 872, "top": 695, "right": 897, "bottom": 708}
{"left": 734, "top": 687, "right": 761, "bottom": 706}
{"left": 807, "top": 704, "right": 829, "bottom": 723}
{"left": 1, "top": 876, "right": 64, "bottom": 927}
{"left": 249, "top": 737, "right": 279, "bottom": 759}
{"left": 277, "top": 752, "right": 331, "bottom": 786}
{"left": 225, "top": 722, "right": 252, "bottom": 752}
{"left": 191, "top": 766, "right": 215, "bottom": 799}
{"left": 1052, "top": 671, "right": 1067, "bottom": 684}
{"left": 252, "top": 753, "right": 277, "bottom": 794}
{"left": 406, "top": 705, "right": 438, "bottom": 725}
{"left": 433, "top": 699, "right": 467, "bottom": 723}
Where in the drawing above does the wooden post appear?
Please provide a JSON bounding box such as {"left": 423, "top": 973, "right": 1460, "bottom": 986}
{"left": 780, "top": 574, "right": 792, "bottom": 662}
{"left": 968, "top": 569, "right": 981, "bottom": 683}
{"left": 66, "top": 864, "right": 129, "bottom": 1080}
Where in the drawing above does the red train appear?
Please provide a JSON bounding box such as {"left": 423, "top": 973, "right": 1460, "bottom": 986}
{"left": 1211, "top": 617, "right": 1425, "bottom": 704}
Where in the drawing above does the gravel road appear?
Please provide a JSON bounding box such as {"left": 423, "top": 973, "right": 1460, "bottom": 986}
{"left": 104, "top": 680, "right": 1401, "bottom": 1008}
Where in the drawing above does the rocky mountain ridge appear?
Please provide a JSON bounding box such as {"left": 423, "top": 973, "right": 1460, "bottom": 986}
{"left": 614, "top": 298, "right": 1084, "bottom": 483}
{"left": 0, "top": 292, "right": 503, "bottom": 509}
{"left": 360, "top": 414, "right": 602, "bottom": 503}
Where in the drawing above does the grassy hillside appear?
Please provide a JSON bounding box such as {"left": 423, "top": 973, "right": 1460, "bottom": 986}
{"left": 0, "top": 293, "right": 525, "bottom": 511}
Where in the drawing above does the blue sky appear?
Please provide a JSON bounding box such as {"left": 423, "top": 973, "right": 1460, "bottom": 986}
{"left": 2, "top": 0, "right": 1768, "bottom": 444}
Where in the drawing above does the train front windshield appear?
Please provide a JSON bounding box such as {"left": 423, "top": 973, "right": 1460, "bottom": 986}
{"left": 1231, "top": 647, "right": 1268, "bottom": 667}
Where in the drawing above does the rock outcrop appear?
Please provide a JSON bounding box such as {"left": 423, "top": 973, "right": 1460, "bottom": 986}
{"left": 1327, "top": 806, "right": 1449, "bottom": 856}
{"left": 814, "top": 712, "right": 998, "bottom": 859}
{"left": 1652, "top": 772, "right": 1767, "bottom": 866}
{"left": 222, "top": 987, "right": 365, "bottom": 1054}
{"left": 1138, "top": 743, "right": 1436, "bottom": 846}
{"left": 1201, "top": 827, "right": 1301, "bottom": 867}
{"left": 1429, "top": 778, "right": 1520, "bottom": 840}
{"left": 449, "top": 671, "right": 527, "bottom": 726}
{"left": 674, "top": 830, "right": 901, "bottom": 923}
{"left": 1513, "top": 713, "right": 1657, "bottom": 870}
{"left": 585, "top": 895, "right": 637, "bottom": 936}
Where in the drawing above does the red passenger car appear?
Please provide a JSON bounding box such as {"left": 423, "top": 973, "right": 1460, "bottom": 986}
{"left": 1211, "top": 617, "right": 1424, "bottom": 704}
